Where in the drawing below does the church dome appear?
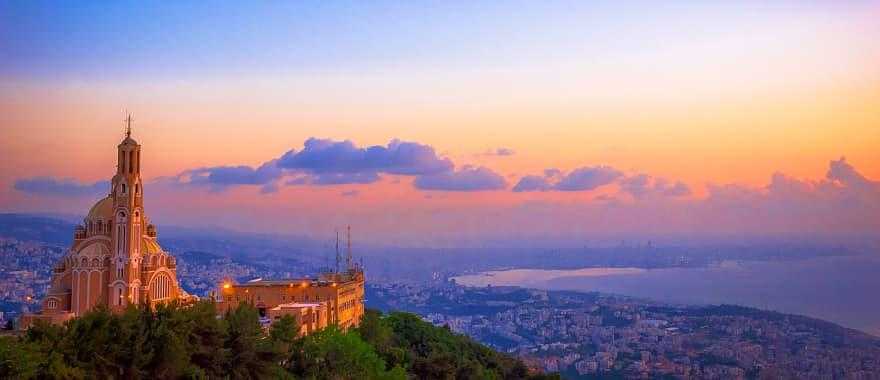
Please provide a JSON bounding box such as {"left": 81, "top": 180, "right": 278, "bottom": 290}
{"left": 87, "top": 196, "right": 113, "bottom": 221}
{"left": 142, "top": 237, "right": 164, "bottom": 255}
{"left": 120, "top": 136, "right": 139, "bottom": 146}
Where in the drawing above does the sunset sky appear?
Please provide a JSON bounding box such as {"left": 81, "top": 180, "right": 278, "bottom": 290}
{"left": 2, "top": 2, "right": 878, "bottom": 246}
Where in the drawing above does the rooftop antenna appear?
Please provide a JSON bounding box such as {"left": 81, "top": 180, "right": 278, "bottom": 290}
{"left": 335, "top": 229, "right": 341, "bottom": 273}
{"left": 346, "top": 225, "right": 353, "bottom": 271}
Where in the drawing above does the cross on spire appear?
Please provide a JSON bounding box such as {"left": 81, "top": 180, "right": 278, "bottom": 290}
{"left": 125, "top": 113, "right": 133, "bottom": 138}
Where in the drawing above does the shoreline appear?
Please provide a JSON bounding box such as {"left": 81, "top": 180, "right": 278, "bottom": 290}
{"left": 451, "top": 256, "right": 880, "bottom": 338}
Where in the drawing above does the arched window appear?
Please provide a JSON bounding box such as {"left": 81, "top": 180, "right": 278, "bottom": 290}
{"left": 121, "top": 183, "right": 126, "bottom": 194}
{"left": 133, "top": 225, "right": 140, "bottom": 254}
{"left": 47, "top": 299, "right": 57, "bottom": 309}
{"left": 117, "top": 225, "right": 125, "bottom": 253}
{"left": 116, "top": 212, "right": 126, "bottom": 256}
{"left": 150, "top": 273, "right": 173, "bottom": 300}
{"left": 117, "top": 286, "right": 124, "bottom": 306}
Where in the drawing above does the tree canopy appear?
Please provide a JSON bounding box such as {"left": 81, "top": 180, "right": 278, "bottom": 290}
{"left": 1, "top": 303, "right": 558, "bottom": 380}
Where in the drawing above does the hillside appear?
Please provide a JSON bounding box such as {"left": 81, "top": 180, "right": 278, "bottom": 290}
{"left": 0, "top": 214, "right": 75, "bottom": 246}
{"left": 0, "top": 302, "right": 558, "bottom": 379}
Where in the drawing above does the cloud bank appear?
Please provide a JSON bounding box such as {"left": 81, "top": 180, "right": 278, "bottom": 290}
{"left": 512, "top": 175, "right": 553, "bottom": 192}
{"left": 512, "top": 165, "right": 692, "bottom": 200}
{"left": 619, "top": 175, "right": 692, "bottom": 199}
{"left": 12, "top": 143, "right": 878, "bottom": 242}
{"left": 14, "top": 178, "right": 109, "bottom": 197}
{"left": 165, "top": 137, "right": 507, "bottom": 192}
{"left": 512, "top": 166, "right": 621, "bottom": 191}
{"left": 555, "top": 166, "right": 623, "bottom": 191}
{"left": 414, "top": 166, "right": 507, "bottom": 191}
{"left": 178, "top": 160, "right": 283, "bottom": 193}
{"left": 278, "top": 138, "right": 453, "bottom": 177}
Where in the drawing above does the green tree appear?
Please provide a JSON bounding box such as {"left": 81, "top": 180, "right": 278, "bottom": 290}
{"left": 269, "top": 314, "right": 299, "bottom": 365}
{"left": 169, "top": 301, "right": 229, "bottom": 377}
{"left": 8, "top": 303, "right": 558, "bottom": 379}
{"left": 223, "top": 304, "right": 279, "bottom": 379}
{"left": 381, "top": 310, "right": 555, "bottom": 380}
{"left": 357, "top": 309, "right": 407, "bottom": 369}
{"left": 286, "top": 326, "right": 404, "bottom": 380}
{"left": 358, "top": 309, "right": 393, "bottom": 351}
{"left": 141, "top": 304, "right": 189, "bottom": 378}
{"left": 0, "top": 336, "right": 41, "bottom": 379}
{"left": 22, "top": 320, "right": 85, "bottom": 379}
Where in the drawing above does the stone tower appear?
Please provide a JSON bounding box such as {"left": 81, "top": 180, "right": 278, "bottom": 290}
{"left": 108, "top": 118, "right": 147, "bottom": 309}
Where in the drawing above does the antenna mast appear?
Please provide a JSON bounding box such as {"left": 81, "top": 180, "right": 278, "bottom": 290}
{"left": 335, "top": 229, "right": 340, "bottom": 273}
{"left": 346, "top": 225, "right": 353, "bottom": 271}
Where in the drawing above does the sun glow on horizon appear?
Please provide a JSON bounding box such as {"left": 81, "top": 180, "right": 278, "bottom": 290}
{"left": 1, "top": 2, "right": 879, "bottom": 244}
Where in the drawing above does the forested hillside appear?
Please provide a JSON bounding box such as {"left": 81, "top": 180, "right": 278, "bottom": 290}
{"left": 0, "top": 302, "right": 558, "bottom": 379}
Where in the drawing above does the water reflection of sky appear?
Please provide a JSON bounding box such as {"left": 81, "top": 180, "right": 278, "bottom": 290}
{"left": 454, "top": 255, "right": 880, "bottom": 336}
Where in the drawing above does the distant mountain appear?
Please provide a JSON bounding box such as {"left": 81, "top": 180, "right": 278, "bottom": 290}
{"left": 0, "top": 213, "right": 325, "bottom": 273}
{"left": 0, "top": 213, "right": 321, "bottom": 255}
{"left": 0, "top": 213, "right": 75, "bottom": 246}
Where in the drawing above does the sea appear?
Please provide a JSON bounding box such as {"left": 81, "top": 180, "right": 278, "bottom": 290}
{"left": 453, "top": 254, "right": 880, "bottom": 336}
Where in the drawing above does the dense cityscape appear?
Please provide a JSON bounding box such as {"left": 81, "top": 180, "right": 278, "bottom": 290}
{"left": 3, "top": 221, "right": 879, "bottom": 379}
{"left": 369, "top": 282, "right": 880, "bottom": 379}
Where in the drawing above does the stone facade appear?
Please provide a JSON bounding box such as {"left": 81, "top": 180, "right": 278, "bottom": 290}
{"left": 217, "top": 269, "right": 365, "bottom": 332}
{"left": 266, "top": 302, "right": 331, "bottom": 336}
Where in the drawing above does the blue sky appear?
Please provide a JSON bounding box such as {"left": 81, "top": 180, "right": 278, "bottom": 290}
{"left": 1, "top": 1, "right": 878, "bottom": 244}
{"left": 5, "top": 1, "right": 866, "bottom": 80}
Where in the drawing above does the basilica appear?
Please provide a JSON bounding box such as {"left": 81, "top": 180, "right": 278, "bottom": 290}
{"left": 22, "top": 122, "right": 191, "bottom": 327}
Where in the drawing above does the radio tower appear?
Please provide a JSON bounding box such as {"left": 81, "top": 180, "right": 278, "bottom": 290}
{"left": 346, "top": 225, "right": 353, "bottom": 272}
{"left": 335, "top": 229, "right": 341, "bottom": 273}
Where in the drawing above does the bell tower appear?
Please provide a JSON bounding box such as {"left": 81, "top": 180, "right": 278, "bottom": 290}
{"left": 109, "top": 114, "right": 145, "bottom": 308}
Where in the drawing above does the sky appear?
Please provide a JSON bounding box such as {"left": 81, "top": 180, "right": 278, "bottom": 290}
{"left": 1, "top": 1, "right": 879, "bottom": 246}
